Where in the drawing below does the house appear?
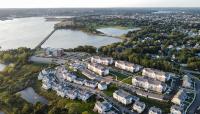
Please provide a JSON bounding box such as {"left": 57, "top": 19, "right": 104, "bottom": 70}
{"left": 113, "top": 89, "right": 133, "bottom": 105}
{"left": 84, "top": 80, "right": 98, "bottom": 88}
{"left": 142, "top": 68, "right": 170, "bottom": 82}
{"left": 73, "top": 78, "right": 85, "bottom": 85}
{"left": 88, "top": 63, "right": 109, "bottom": 76}
{"left": 133, "top": 101, "right": 146, "bottom": 113}
{"left": 132, "top": 76, "right": 167, "bottom": 93}
{"left": 98, "top": 82, "right": 107, "bottom": 90}
{"left": 45, "top": 47, "right": 64, "bottom": 57}
{"left": 63, "top": 73, "right": 77, "bottom": 82}
{"left": 148, "top": 106, "right": 162, "bottom": 114}
{"left": 170, "top": 105, "right": 185, "bottom": 114}
{"left": 182, "top": 75, "right": 192, "bottom": 88}
{"left": 171, "top": 89, "right": 187, "bottom": 105}
{"left": 115, "top": 60, "right": 143, "bottom": 73}
{"left": 94, "top": 101, "right": 112, "bottom": 114}
{"left": 91, "top": 56, "right": 113, "bottom": 65}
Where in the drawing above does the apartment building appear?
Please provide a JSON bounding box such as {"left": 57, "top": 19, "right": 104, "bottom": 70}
{"left": 148, "top": 107, "right": 162, "bottom": 114}
{"left": 170, "top": 105, "right": 185, "bottom": 114}
{"left": 142, "top": 68, "right": 170, "bottom": 82}
{"left": 113, "top": 89, "right": 133, "bottom": 105}
{"left": 88, "top": 63, "right": 109, "bottom": 76}
{"left": 132, "top": 76, "right": 167, "bottom": 93}
{"left": 133, "top": 101, "right": 146, "bottom": 113}
{"left": 171, "top": 89, "right": 187, "bottom": 105}
{"left": 115, "top": 60, "right": 143, "bottom": 73}
{"left": 91, "top": 56, "right": 113, "bottom": 65}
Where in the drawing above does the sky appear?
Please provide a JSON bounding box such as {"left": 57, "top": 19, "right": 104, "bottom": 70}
{"left": 0, "top": 0, "right": 199, "bottom": 8}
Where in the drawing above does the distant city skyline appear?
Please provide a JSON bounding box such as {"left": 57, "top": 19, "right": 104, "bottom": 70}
{"left": 0, "top": 0, "right": 199, "bottom": 8}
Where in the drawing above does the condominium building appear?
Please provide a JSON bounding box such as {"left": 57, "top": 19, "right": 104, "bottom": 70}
{"left": 132, "top": 76, "right": 167, "bottom": 93}
{"left": 91, "top": 56, "right": 113, "bottom": 65}
{"left": 142, "top": 68, "right": 170, "bottom": 82}
{"left": 148, "top": 107, "right": 162, "bottom": 114}
{"left": 88, "top": 63, "right": 109, "bottom": 76}
{"left": 133, "top": 101, "right": 146, "bottom": 113}
{"left": 113, "top": 89, "right": 133, "bottom": 105}
{"left": 115, "top": 60, "right": 143, "bottom": 73}
{"left": 171, "top": 89, "right": 187, "bottom": 105}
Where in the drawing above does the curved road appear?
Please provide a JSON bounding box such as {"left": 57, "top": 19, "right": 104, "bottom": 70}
{"left": 187, "top": 79, "right": 200, "bottom": 114}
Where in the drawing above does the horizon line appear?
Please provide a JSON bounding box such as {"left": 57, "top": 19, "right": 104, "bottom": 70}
{"left": 0, "top": 6, "right": 200, "bottom": 9}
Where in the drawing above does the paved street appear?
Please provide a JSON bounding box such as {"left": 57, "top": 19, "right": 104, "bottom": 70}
{"left": 187, "top": 79, "right": 200, "bottom": 114}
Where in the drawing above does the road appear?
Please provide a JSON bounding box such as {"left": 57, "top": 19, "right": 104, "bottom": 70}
{"left": 187, "top": 77, "right": 200, "bottom": 114}
{"left": 181, "top": 69, "right": 200, "bottom": 114}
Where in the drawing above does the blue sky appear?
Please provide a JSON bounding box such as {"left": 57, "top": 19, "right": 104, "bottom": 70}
{"left": 0, "top": 0, "right": 199, "bottom": 8}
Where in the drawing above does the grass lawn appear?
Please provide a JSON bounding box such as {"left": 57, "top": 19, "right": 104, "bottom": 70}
{"left": 121, "top": 77, "right": 132, "bottom": 84}
{"left": 109, "top": 70, "right": 128, "bottom": 81}
{"left": 104, "top": 84, "right": 118, "bottom": 97}
{"left": 139, "top": 96, "right": 172, "bottom": 114}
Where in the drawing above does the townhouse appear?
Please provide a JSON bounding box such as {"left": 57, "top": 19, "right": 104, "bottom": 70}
{"left": 88, "top": 63, "right": 109, "bottom": 76}
{"left": 133, "top": 101, "right": 146, "bottom": 113}
{"left": 98, "top": 82, "right": 107, "bottom": 90}
{"left": 77, "top": 90, "right": 93, "bottom": 101}
{"left": 91, "top": 56, "right": 113, "bottom": 65}
{"left": 132, "top": 76, "right": 167, "bottom": 93}
{"left": 182, "top": 75, "right": 192, "bottom": 88}
{"left": 170, "top": 105, "right": 185, "bottom": 114}
{"left": 171, "top": 89, "right": 187, "bottom": 105}
{"left": 81, "top": 69, "right": 98, "bottom": 80}
{"left": 63, "top": 72, "right": 77, "bottom": 82}
{"left": 113, "top": 89, "right": 133, "bottom": 105}
{"left": 142, "top": 68, "right": 170, "bottom": 82}
{"left": 148, "top": 107, "right": 162, "bottom": 114}
{"left": 115, "top": 60, "right": 143, "bottom": 73}
{"left": 94, "top": 101, "right": 112, "bottom": 114}
{"left": 84, "top": 80, "right": 98, "bottom": 88}
{"left": 73, "top": 78, "right": 85, "bottom": 85}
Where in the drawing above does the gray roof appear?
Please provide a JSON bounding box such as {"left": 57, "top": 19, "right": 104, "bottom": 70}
{"left": 114, "top": 89, "right": 132, "bottom": 99}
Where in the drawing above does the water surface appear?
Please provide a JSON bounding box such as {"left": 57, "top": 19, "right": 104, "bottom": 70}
{"left": 42, "top": 29, "right": 122, "bottom": 49}
{"left": 97, "top": 27, "right": 140, "bottom": 37}
{"left": 0, "top": 17, "right": 57, "bottom": 50}
{"left": 0, "top": 17, "right": 121, "bottom": 50}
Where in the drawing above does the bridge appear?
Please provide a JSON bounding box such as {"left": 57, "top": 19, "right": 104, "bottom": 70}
{"left": 34, "top": 29, "right": 56, "bottom": 49}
